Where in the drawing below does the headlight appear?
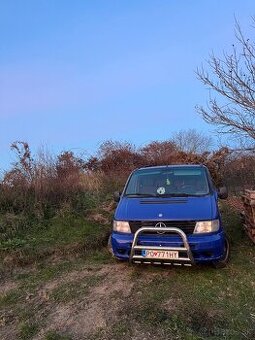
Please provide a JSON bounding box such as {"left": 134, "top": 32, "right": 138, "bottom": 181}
{"left": 194, "top": 219, "right": 220, "bottom": 233}
{"left": 113, "top": 220, "right": 131, "bottom": 233}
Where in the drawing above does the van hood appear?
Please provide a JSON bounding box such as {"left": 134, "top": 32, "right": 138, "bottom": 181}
{"left": 114, "top": 195, "right": 217, "bottom": 221}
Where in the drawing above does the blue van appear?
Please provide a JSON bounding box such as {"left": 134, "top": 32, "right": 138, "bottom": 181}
{"left": 110, "top": 165, "right": 229, "bottom": 268}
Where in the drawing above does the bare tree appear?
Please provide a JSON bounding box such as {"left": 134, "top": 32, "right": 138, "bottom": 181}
{"left": 196, "top": 19, "right": 255, "bottom": 146}
{"left": 9, "top": 141, "right": 34, "bottom": 183}
{"left": 172, "top": 129, "right": 213, "bottom": 154}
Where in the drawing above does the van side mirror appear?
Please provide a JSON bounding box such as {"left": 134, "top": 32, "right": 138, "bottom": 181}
{"left": 218, "top": 186, "right": 228, "bottom": 199}
{"left": 113, "top": 191, "right": 121, "bottom": 202}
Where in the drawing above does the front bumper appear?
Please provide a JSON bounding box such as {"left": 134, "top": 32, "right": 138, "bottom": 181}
{"left": 111, "top": 229, "right": 226, "bottom": 264}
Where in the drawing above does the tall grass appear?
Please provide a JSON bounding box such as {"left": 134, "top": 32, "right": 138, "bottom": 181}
{"left": 0, "top": 139, "right": 254, "bottom": 264}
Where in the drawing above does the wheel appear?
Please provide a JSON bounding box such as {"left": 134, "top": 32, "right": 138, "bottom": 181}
{"left": 107, "top": 235, "right": 113, "bottom": 255}
{"left": 212, "top": 236, "right": 230, "bottom": 268}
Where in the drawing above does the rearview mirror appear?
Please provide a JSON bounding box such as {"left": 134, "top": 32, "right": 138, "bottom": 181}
{"left": 218, "top": 186, "right": 228, "bottom": 199}
{"left": 113, "top": 191, "right": 121, "bottom": 202}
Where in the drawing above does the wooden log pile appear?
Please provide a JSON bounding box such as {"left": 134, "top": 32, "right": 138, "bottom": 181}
{"left": 242, "top": 190, "right": 255, "bottom": 243}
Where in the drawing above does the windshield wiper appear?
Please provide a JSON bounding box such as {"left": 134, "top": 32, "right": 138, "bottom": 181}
{"left": 156, "top": 193, "right": 198, "bottom": 197}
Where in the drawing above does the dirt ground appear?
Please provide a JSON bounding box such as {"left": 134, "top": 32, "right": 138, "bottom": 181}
{"left": 0, "top": 260, "right": 139, "bottom": 339}
{"left": 1, "top": 250, "right": 255, "bottom": 340}
{"left": 35, "top": 264, "right": 134, "bottom": 339}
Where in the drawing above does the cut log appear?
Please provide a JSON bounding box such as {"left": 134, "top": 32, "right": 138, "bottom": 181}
{"left": 245, "top": 190, "right": 255, "bottom": 199}
{"left": 242, "top": 190, "right": 255, "bottom": 243}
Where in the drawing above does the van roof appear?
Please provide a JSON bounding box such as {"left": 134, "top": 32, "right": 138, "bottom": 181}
{"left": 136, "top": 164, "right": 206, "bottom": 171}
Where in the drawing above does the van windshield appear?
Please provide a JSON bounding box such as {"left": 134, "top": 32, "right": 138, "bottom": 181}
{"left": 124, "top": 167, "right": 210, "bottom": 197}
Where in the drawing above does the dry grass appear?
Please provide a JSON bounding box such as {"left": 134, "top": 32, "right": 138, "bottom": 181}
{"left": 0, "top": 208, "right": 254, "bottom": 340}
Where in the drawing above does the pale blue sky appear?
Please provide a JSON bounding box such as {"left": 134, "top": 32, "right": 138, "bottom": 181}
{"left": 0, "top": 1, "right": 254, "bottom": 169}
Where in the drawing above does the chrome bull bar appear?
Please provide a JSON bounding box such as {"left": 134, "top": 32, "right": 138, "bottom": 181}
{"left": 129, "top": 227, "right": 195, "bottom": 266}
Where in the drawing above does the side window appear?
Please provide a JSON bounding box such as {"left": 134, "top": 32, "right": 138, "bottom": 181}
{"left": 206, "top": 169, "right": 215, "bottom": 191}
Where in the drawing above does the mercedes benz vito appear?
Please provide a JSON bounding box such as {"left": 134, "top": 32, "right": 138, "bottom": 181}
{"left": 110, "top": 165, "right": 229, "bottom": 268}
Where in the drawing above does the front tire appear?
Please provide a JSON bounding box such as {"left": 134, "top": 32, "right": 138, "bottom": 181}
{"left": 212, "top": 236, "right": 230, "bottom": 268}
{"left": 107, "top": 235, "right": 113, "bottom": 255}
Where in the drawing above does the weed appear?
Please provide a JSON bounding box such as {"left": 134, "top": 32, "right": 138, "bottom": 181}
{"left": 50, "top": 275, "right": 103, "bottom": 303}
{"left": 45, "top": 330, "right": 72, "bottom": 340}
{"left": 16, "top": 261, "right": 74, "bottom": 290}
{"left": 0, "top": 215, "right": 111, "bottom": 266}
{"left": 19, "top": 322, "right": 39, "bottom": 339}
{"left": 0, "top": 289, "right": 22, "bottom": 308}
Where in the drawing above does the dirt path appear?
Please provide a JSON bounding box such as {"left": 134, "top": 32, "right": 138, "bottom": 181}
{"left": 0, "top": 261, "right": 137, "bottom": 340}
{"left": 35, "top": 263, "right": 134, "bottom": 339}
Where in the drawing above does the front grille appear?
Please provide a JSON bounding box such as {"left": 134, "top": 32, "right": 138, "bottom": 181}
{"left": 129, "top": 220, "right": 196, "bottom": 235}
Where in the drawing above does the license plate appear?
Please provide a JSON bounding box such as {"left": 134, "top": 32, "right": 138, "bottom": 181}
{"left": 142, "top": 250, "right": 179, "bottom": 259}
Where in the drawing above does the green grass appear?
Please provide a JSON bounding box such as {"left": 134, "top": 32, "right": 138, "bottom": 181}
{"left": 28, "top": 215, "right": 108, "bottom": 247}
{"left": 0, "top": 288, "right": 22, "bottom": 308}
{"left": 0, "top": 205, "right": 254, "bottom": 339}
{"left": 50, "top": 274, "right": 103, "bottom": 303}
{"left": 14, "top": 249, "right": 113, "bottom": 291}
{"left": 45, "top": 331, "right": 72, "bottom": 340}
{"left": 15, "top": 260, "right": 75, "bottom": 289}
{"left": 0, "top": 214, "right": 111, "bottom": 266}
{"left": 19, "top": 322, "right": 39, "bottom": 340}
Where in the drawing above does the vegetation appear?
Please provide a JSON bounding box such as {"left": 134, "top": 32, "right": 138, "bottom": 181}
{"left": 0, "top": 134, "right": 254, "bottom": 266}
{"left": 0, "top": 208, "right": 254, "bottom": 339}
{"left": 197, "top": 19, "right": 255, "bottom": 146}
{"left": 0, "top": 132, "right": 254, "bottom": 338}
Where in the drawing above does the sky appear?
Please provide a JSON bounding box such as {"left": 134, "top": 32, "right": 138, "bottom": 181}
{"left": 0, "top": 0, "right": 255, "bottom": 170}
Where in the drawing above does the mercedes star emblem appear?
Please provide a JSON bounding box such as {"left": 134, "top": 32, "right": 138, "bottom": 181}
{"left": 155, "top": 221, "right": 167, "bottom": 234}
